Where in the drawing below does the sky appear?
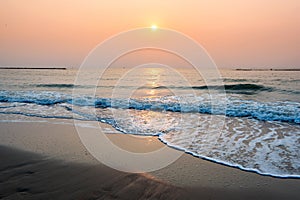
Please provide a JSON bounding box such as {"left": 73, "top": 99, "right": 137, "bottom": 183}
{"left": 0, "top": 0, "right": 299, "bottom": 68}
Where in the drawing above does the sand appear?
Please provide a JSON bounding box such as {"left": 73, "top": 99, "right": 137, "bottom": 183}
{"left": 0, "top": 117, "right": 299, "bottom": 199}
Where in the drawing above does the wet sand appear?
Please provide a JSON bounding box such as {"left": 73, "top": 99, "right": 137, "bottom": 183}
{"left": 0, "top": 119, "right": 299, "bottom": 199}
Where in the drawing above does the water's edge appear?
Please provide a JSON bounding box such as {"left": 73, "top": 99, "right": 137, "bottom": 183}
{"left": 1, "top": 116, "right": 298, "bottom": 179}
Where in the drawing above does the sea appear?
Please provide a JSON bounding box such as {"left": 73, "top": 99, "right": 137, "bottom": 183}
{"left": 0, "top": 67, "right": 299, "bottom": 178}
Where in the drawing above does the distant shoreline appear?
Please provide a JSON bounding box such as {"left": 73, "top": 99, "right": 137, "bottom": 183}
{"left": 0, "top": 67, "right": 66, "bottom": 70}
{"left": 235, "top": 68, "right": 300, "bottom": 71}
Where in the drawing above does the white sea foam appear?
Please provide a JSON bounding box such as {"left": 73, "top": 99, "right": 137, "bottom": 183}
{"left": 159, "top": 116, "right": 300, "bottom": 177}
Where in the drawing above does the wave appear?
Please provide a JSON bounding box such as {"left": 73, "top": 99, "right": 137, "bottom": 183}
{"left": 224, "top": 83, "right": 270, "bottom": 90}
{"left": 21, "top": 83, "right": 299, "bottom": 96}
{"left": 36, "top": 84, "right": 76, "bottom": 88}
{"left": 95, "top": 98, "right": 299, "bottom": 123}
{"left": 191, "top": 84, "right": 272, "bottom": 91}
{"left": 0, "top": 91, "right": 299, "bottom": 124}
{"left": 34, "top": 83, "right": 272, "bottom": 92}
{"left": 34, "top": 84, "right": 97, "bottom": 89}
{"left": 222, "top": 78, "right": 255, "bottom": 83}
{"left": 152, "top": 84, "right": 270, "bottom": 90}
{"left": 152, "top": 84, "right": 273, "bottom": 95}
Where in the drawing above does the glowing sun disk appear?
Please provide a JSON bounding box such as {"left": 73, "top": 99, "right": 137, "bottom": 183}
{"left": 151, "top": 24, "right": 158, "bottom": 30}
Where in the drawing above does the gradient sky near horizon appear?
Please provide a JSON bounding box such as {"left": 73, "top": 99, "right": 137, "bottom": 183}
{"left": 0, "top": 0, "right": 299, "bottom": 68}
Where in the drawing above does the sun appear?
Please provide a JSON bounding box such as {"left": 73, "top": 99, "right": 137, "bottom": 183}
{"left": 151, "top": 24, "right": 158, "bottom": 30}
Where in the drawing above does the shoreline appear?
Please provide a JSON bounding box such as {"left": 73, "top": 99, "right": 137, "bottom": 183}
{"left": 0, "top": 118, "right": 299, "bottom": 199}
{"left": 157, "top": 137, "right": 300, "bottom": 179}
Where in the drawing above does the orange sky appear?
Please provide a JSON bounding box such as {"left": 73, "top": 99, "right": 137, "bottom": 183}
{"left": 0, "top": 0, "right": 299, "bottom": 68}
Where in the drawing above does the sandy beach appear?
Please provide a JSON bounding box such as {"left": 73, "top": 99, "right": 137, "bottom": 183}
{"left": 0, "top": 117, "right": 299, "bottom": 200}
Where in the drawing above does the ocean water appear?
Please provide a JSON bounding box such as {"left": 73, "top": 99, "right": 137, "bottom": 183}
{"left": 0, "top": 67, "right": 299, "bottom": 177}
